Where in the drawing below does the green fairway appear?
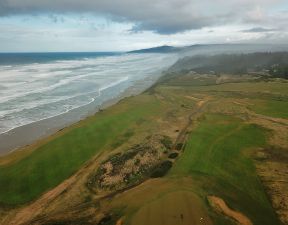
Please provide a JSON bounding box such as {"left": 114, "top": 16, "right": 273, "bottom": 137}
{"left": 249, "top": 99, "right": 288, "bottom": 119}
{"left": 170, "top": 114, "right": 280, "bottom": 225}
{"left": 0, "top": 95, "right": 162, "bottom": 205}
{"left": 181, "top": 81, "right": 288, "bottom": 95}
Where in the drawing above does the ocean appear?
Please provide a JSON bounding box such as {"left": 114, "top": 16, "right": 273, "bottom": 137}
{"left": 0, "top": 52, "right": 177, "bottom": 136}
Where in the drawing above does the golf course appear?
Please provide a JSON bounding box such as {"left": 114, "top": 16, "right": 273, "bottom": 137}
{"left": 0, "top": 61, "right": 288, "bottom": 225}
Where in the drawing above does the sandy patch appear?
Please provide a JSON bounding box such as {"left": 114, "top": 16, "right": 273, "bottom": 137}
{"left": 185, "top": 95, "right": 201, "bottom": 101}
{"left": 208, "top": 196, "right": 253, "bottom": 225}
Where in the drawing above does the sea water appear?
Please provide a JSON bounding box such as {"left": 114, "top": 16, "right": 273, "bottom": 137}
{"left": 0, "top": 52, "right": 177, "bottom": 134}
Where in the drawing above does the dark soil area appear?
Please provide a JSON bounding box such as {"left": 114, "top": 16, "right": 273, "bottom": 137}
{"left": 175, "top": 143, "right": 184, "bottom": 151}
{"left": 168, "top": 152, "right": 179, "bottom": 159}
{"left": 160, "top": 135, "right": 173, "bottom": 149}
{"left": 150, "top": 161, "right": 173, "bottom": 178}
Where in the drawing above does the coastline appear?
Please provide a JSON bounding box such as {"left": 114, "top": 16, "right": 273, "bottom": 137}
{"left": 0, "top": 73, "right": 162, "bottom": 156}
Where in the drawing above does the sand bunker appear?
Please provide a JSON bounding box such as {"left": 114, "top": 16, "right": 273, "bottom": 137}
{"left": 208, "top": 196, "right": 253, "bottom": 225}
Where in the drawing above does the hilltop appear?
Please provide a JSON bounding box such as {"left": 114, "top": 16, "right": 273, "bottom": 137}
{"left": 127, "top": 45, "right": 179, "bottom": 53}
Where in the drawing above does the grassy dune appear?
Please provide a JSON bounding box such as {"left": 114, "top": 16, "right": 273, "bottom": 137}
{"left": 0, "top": 94, "right": 162, "bottom": 205}
{"left": 170, "top": 114, "right": 279, "bottom": 225}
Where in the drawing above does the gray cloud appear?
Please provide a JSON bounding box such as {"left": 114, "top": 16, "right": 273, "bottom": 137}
{"left": 0, "top": 0, "right": 286, "bottom": 34}
{"left": 241, "top": 27, "right": 278, "bottom": 33}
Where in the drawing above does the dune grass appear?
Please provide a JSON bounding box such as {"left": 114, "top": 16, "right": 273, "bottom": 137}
{"left": 170, "top": 114, "right": 280, "bottom": 225}
{"left": 0, "top": 94, "right": 162, "bottom": 205}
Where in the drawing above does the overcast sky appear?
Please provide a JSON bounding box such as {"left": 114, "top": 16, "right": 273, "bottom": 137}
{"left": 0, "top": 0, "right": 287, "bottom": 52}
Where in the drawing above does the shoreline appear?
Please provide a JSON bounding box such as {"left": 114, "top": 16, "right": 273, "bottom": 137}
{"left": 0, "top": 74, "right": 161, "bottom": 156}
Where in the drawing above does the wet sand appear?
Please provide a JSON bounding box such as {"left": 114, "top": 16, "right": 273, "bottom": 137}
{"left": 0, "top": 76, "right": 159, "bottom": 156}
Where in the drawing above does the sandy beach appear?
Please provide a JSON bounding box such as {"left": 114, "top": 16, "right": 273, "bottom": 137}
{"left": 0, "top": 75, "right": 159, "bottom": 156}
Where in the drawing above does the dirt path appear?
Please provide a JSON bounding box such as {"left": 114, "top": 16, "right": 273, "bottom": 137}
{"left": 173, "top": 100, "right": 207, "bottom": 151}
{"left": 2, "top": 149, "right": 108, "bottom": 225}
{"left": 208, "top": 196, "right": 253, "bottom": 225}
{"left": 2, "top": 178, "right": 77, "bottom": 225}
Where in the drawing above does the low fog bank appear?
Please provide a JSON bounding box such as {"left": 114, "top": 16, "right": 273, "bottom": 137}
{"left": 130, "top": 43, "right": 288, "bottom": 73}
{"left": 178, "top": 44, "right": 288, "bottom": 57}
{"left": 164, "top": 44, "right": 288, "bottom": 79}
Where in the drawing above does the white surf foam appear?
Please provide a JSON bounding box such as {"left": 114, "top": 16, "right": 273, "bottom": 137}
{"left": 0, "top": 53, "right": 177, "bottom": 134}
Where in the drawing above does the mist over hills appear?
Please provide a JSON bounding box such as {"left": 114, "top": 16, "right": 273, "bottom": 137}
{"left": 128, "top": 44, "right": 288, "bottom": 56}
{"left": 127, "top": 45, "right": 179, "bottom": 53}
{"left": 169, "top": 52, "right": 288, "bottom": 77}
{"left": 128, "top": 44, "right": 288, "bottom": 79}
